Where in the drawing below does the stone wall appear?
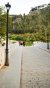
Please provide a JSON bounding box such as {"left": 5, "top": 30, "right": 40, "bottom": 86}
{"left": 0, "top": 45, "right": 5, "bottom": 69}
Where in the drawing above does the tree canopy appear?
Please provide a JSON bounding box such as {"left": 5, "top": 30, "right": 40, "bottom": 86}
{"left": 0, "top": 4, "right": 50, "bottom": 42}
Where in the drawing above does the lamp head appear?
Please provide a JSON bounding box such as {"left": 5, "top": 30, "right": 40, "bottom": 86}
{"left": 5, "top": 2, "right": 11, "bottom": 11}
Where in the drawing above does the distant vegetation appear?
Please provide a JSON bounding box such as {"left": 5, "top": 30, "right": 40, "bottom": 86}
{"left": 0, "top": 3, "right": 50, "bottom": 45}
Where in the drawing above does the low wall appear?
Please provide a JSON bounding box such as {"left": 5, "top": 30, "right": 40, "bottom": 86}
{"left": 0, "top": 45, "right": 5, "bottom": 69}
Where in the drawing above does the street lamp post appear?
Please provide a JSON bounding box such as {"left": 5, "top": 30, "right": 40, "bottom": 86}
{"left": 5, "top": 2, "right": 11, "bottom": 66}
{"left": 47, "top": 33, "right": 49, "bottom": 49}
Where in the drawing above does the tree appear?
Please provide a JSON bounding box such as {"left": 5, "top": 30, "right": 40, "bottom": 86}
{"left": 0, "top": 6, "right": 6, "bottom": 37}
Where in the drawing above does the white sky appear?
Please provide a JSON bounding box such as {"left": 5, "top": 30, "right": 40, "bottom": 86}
{"left": 0, "top": 0, "right": 50, "bottom": 15}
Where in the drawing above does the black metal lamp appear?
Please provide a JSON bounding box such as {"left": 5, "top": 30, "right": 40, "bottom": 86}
{"left": 5, "top": 2, "right": 11, "bottom": 66}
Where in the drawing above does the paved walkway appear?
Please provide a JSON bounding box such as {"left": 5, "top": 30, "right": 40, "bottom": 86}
{"left": 0, "top": 42, "right": 50, "bottom": 88}
{"left": 33, "top": 42, "right": 50, "bottom": 52}
{"left": 20, "top": 46, "right": 50, "bottom": 88}
{"left": 0, "top": 43, "right": 22, "bottom": 88}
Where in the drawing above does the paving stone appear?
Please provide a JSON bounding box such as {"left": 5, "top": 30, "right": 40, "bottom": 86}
{"left": 20, "top": 46, "right": 50, "bottom": 88}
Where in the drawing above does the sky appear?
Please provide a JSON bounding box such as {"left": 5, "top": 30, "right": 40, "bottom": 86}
{"left": 0, "top": 0, "right": 50, "bottom": 15}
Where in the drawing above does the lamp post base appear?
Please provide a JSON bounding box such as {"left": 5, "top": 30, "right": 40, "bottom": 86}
{"left": 5, "top": 49, "right": 9, "bottom": 66}
{"left": 5, "top": 62, "right": 9, "bottom": 66}
{"left": 47, "top": 43, "right": 49, "bottom": 49}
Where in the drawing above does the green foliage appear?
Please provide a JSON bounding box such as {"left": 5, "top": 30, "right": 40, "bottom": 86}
{"left": 0, "top": 4, "right": 50, "bottom": 44}
{"left": 0, "top": 6, "right": 12, "bottom": 37}
{"left": 0, "top": 7, "right": 6, "bottom": 36}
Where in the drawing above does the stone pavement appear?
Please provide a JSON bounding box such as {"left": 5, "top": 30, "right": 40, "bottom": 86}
{"left": 0, "top": 43, "right": 22, "bottom": 88}
{"left": 33, "top": 42, "right": 50, "bottom": 52}
{"left": 0, "top": 42, "right": 50, "bottom": 88}
{"left": 20, "top": 46, "right": 50, "bottom": 88}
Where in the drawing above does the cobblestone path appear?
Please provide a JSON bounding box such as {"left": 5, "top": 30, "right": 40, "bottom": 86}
{"left": 20, "top": 46, "right": 50, "bottom": 88}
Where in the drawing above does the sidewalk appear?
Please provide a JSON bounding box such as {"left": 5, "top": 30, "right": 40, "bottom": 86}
{"left": 0, "top": 41, "right": 19, "bottom": 69}
{"left": 0, "top": 43, "right": 22, "bottom": 88}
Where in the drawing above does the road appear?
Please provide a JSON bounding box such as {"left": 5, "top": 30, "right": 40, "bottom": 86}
{"left": 20, "top": 46, "right": 50, "bottom": 88}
